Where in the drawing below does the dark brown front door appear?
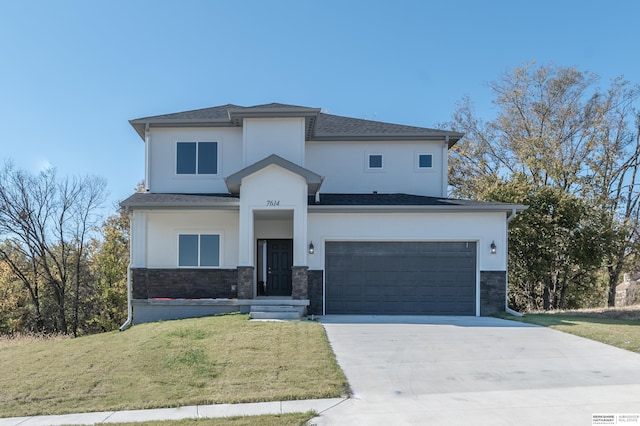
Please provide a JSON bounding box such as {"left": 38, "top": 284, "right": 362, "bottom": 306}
{"left": 267, "top": 239, "right": 293, "bottom": 296}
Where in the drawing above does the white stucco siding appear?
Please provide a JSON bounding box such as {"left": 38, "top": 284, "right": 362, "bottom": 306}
{"left": 255, "top": 219, "right": 294, "bottom": 239}
{"left": 307, "top": 211, "right": 507, "bottom": 271}
{"left": 142, "top": 210, "right": 239, "bottom": 268}
{"left": 238, "top": 165, "right": 308, "bottom": 266}
{"left": 243, "top": 118, "right": 305, "bottom": 166}
{"left": 305, "top": 140, "right": 448, "bottom": 197}
{"left": 130, "top": 211, "right": 147, "bottom": 268}
{"left": 146, "top": 127, "right": 242, "bottom": 193}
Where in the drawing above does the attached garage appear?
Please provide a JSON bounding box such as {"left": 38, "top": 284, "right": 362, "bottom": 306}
{"left": 325, "top": 241, "right": 477, "bottom": 315}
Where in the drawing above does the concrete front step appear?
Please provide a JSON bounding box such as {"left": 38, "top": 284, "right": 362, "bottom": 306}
{"left": 250, "top": 305, "right": 300, "bottom": 312}
{"left": 250, "top": 311, "right": 303, "bottom": 320}
{"left": 249, "top": 303, "right": 306, "bottom": 320}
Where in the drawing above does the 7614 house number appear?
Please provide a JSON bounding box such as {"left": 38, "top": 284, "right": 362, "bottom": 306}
{"left": 266, "top": 200, "right": 280, "bottom": 206}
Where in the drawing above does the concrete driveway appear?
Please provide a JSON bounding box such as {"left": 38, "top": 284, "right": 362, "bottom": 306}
{"left": 311, "top": 316, "right": 640, "bottom": 426}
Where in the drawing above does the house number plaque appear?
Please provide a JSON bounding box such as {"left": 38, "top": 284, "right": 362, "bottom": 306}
{"left": 266, "top": 200, "right": 280, "bottom": 206}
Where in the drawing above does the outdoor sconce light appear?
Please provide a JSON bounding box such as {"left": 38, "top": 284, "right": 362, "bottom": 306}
{"left": 309, "top": 241, "right": 315, "bottom": 254}
{"left": 490, "top": 241, "right": 497, "bottom": 254}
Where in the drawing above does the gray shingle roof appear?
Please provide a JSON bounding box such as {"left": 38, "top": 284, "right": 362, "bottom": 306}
{"left": 119, "top": 191, "right": 526, "bottom": 213}
{"left": 313, "top": 113, "right": 459, "bottom": 141}
{"left": 129, "top": 103, "right": 463, "bottom": 146}
{"left": 133, "top": 104, "right": 241, "bottom": 121}
{"left": 308, "top": 193, "right": 527, "bottom": 212}
{"left": 120, "top": 193, "right": 239, "bottom": 209}
{"left": 233, "top": 102, "right": 319, "bottom": 111}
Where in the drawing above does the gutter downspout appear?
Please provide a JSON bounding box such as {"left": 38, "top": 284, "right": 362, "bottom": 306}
{"left": 442, "top": 137, "right": 449, "bottom": 197}
{"left": 119, "top": 210, "right": 134, "bottom": 331}
{"left": 504, "top": 207, "right": 523, "bottom": 316}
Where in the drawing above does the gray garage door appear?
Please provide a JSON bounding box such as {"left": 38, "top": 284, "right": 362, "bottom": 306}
{"left": 325, "top": 241, "right": 476, "bottom": 315}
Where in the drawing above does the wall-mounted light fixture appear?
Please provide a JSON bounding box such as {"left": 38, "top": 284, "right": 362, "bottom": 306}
{"left": 309, "top": 241, "right": 315, "bottom": 254}
{"left": 490, "top": 241, "right": 497, "bottom": 254}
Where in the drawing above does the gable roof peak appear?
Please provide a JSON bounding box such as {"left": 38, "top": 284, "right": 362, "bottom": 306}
{"left": 225, "top": 154, "right": 323, "bottom": 195}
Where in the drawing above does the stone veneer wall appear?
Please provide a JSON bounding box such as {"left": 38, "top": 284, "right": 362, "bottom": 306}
{"left": 131, "top": 268, "right": 237, "bottom": 299}
{"left": 291, "top": 266, "right": 308, "bottom": 300}
{"left": 480, "top": 270, "right": 506, "bottom": 316}
{"left": 307, "top": 270, "right": 324, "bottom": 315}
{"left": 237, "top": 266, "right": 254, "bottom": 299}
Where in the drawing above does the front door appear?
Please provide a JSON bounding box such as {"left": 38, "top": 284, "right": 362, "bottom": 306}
{"left": 266, "top": 239, "right": 293, "bottom": 296}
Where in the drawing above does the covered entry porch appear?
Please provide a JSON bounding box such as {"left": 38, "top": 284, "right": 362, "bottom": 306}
{"left": 236, "top": 208, "right": 311, "bottom": 319}
{"left": 228, "top": 155, "right": 323, "bottom": 317}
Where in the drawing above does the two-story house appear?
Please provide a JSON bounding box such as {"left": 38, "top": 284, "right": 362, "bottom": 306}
{"left": 120, "top": 103, "right": 525, "bottom": 325}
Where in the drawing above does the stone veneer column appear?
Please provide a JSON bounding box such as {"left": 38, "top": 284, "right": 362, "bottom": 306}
{"left": 307, "top": 270, "right": 324, "bottom": 315}
{"left": 480, "top": 271, "right": 507, "bottom": 316}
{"left": 291, "top": 266, "right": 309, "bottom": 300}
{"left": 237, "top": 266, "right": 254, "bottom": 299}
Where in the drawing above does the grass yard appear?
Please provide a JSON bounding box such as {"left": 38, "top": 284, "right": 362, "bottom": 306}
{"left": 0, "top": 314, "right": 348, "bottom": 418}
{"left": 500, "top": 305, "right": 640, "bottom": 353}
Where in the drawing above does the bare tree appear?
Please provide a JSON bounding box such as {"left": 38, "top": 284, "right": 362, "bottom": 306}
{"left": 449, "top": 63, "right": 640, "bottom": 308}
{"left": 599, "top": 115, "right": 640, "bottom": 306}
{"left": 0, "top": 162, "right": 106, "bottom": 333}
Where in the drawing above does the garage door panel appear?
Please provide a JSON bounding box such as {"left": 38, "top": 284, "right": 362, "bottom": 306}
{"left": 363, "top": 285, "right": 384, "bottom": 297}
{"left": 438, "top": 258, "right": 463, "bottom": 269}
{"left": 342, "top": 270, "right": 361, "bottom": 281}
{"left": 343, "top": 283, "right": 363, "bottom": 296}
{"left": 326, "top": 241, "right": 476, "bottom": 315}
{"left": 439, "top": 287, "right": 463, "bottom": 297}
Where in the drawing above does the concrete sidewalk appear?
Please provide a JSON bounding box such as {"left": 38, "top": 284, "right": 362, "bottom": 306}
{"left": 0, "top": 398, "right": 346, "bottom": 426}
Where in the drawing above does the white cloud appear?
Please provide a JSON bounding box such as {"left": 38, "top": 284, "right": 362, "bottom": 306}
{"left": 31, "top": 158, "right": 54, "bottom": 173}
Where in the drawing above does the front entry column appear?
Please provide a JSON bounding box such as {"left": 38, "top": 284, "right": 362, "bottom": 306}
{"left": 291, "top": 266, "right": 308, "bottom": 300}
{"left": 237, "top": 266, "right": 254, "bottom": 299}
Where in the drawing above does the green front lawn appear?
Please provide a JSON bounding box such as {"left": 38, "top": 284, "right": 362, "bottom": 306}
{"left": 0, "top": 314, "right": 348, "bottom": 417}
{"left": 499, "top": 307, "right": 640, "bottom": 353}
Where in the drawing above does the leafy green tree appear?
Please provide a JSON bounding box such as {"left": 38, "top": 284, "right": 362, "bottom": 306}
{"left": 86, "top": 209, "right": 129, "bottom": 332}
{"left": 0, "top": 260, "right": 31, "bottom": 333}
{"left": 485, "top": 178, "right": 606, "bottom": 310}
{"left": 449, "top": 63, "right": 640, "bottom": 308}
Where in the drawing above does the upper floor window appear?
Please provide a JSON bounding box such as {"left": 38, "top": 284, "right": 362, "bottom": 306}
{"left": 416, "top": 153, "right": 433, "bottom": 170}
{"left": 177, "top": 142, "right": 218, "bottom": 175}
{"left": 367, "top": 153, "right": 383, "bottom": 170}
{"left": 178, "top": 233, "right": 220, "bottom": 267}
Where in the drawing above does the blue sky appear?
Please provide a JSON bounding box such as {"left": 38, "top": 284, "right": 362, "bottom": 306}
{"left": 1, "top": 0, "right": 639, "bottom": 214}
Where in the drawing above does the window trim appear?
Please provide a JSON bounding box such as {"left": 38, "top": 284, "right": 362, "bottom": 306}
{"left": 177, "top": 232, "right": 222, "bottom": 268}
{"left": 175, "top": 141, "right": 220, "bottom": 177}
{"left": 366, "top": 153, "right": 385, "bottom": 172}
{"left": 415, "top": 152, "right": 435, "bottom": 172}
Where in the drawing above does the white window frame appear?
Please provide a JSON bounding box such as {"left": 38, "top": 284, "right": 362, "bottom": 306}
{"left": 366, "top": 153, "right": 385, "bottom": 172}
{"left": 415, "top": 152, "right": 435, "bottom": 172}
{"left": 175, "top": 141, "right": 220, "bottom": 177}
{"left": 177, "top": 232, "right": 223, "bottom": 268}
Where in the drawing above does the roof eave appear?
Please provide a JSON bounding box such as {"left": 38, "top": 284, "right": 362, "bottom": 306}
{"left": 120, "top": 201, "right": 240, "bottom": 211}
{"left": 227, "top": 107, "right": 321, "bottom": 118}
{"left": 310, "top": 133, "right": 463, "bottom": 147}
{"left": 225, "top": 154, "right": 323, "bottom": 196}
{"left": 227, "top": 108, "right": 321, "bottom": 139}
{"left": 129, "top": 118, "right": 238, "bottom": 141}
{"left": 307, "top": 204, "right": 528, "bottom": 213}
